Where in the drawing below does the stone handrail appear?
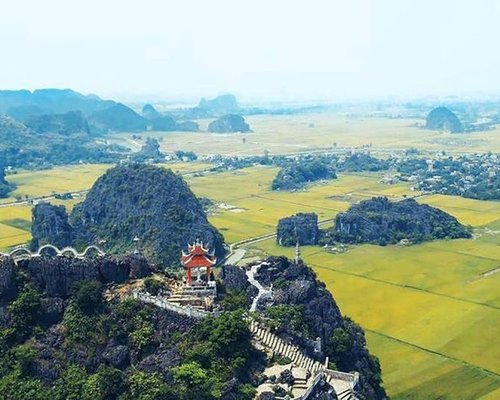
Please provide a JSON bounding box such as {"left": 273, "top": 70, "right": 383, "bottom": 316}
{"left": 131, "top": 290, "right": 217, "bottom": 319}
{"left": 324, "top": 369, "right": 359, "bottom": 386}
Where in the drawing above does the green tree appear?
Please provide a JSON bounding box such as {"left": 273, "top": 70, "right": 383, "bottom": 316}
{"left": 128, "top": 370, "right": 174, "bottom": 400}
{"left": 7, "top": 284, "right": 41, "bottom": 341}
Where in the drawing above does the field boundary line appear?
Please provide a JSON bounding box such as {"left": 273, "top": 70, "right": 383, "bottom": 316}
{"left": 366, "top": 329, "right": 500, "bottom": 379}
{"left": 309, "top": 263, "right": 500, "bottom": 310}
{"left": 251, "top": 194, "right": 347, "bottom": 212}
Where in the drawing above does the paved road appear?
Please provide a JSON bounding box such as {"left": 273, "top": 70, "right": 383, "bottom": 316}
{"left": 223, "top": 217, "right": 336, "bottom": 265}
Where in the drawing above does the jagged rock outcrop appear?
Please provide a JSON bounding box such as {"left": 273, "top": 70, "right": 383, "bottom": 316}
{"left": 142, "top": 104, "right": 161, "bottom": 119}
{"left": 28, "top": 304, "right": 198, "bottom": 383}
{"left": 24, "top": 110, "right": 90, "bottom": 135}
{"left": 221, "top": 264, "right": 250, "bottom": 292}
{"left": 208, "top": 114, "right": 251, "bottom": 133}
{"left": 31, "top": 203, "right": 73, "bottom": 249}
{"left": 277, "top": 212, "right": 320, "bottom": 246}
{"left": 240, "top": 257, "right": 387, "bottom": 399}
{"left": 131, "top": 137, "right": 164, "bottom": 162}
{"left": 330, "top": 196, "right": 471, "bottom": 245}
{"left": 29, "top": 164, "right": 226, "bottom": 265}
{"left": 89, "top": 103, "right": 146, "bottom": 133}
{"left": 0, "top": 256, "right": 17, "bottom": 303}
{"left": 425, "top": 106, "right": 463, "bottom": 133}
{"left": 24, "top": 254, "right": 150, "bottom": 297}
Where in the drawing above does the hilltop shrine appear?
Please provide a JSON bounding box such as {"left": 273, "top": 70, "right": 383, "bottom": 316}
{"left": 180, "top": 240, "right": 216, "bottom": 286}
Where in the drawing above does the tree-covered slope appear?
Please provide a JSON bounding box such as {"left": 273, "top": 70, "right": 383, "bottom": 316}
{"left": 272, "top": 159, "right": 337, "bottom": 191}
{"left": 0, "top": 115, "right": 127, "bottom": 168}
{"left": 0, "top": 255, "right": 258, "bottom": 400}
{"left": 24, "top": 110, "right": 90, "bottom": 135}
{"left": 329, "top": 197, "right": 471, "bottom": 245}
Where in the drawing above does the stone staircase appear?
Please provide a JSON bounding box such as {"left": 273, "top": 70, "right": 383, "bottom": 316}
{"left": 250, "top": 320, "right": 324, "bottom": 374}
{"left": 250, "top": 320, "right": 359, "bottom": 399}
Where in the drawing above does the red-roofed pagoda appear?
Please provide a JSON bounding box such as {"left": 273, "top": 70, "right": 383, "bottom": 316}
{"left": 180, "top": 240, "right": 217, "bottom": 286}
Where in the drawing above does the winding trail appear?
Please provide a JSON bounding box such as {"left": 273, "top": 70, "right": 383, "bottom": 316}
{"left": 246, "top": 261, "right": 272, "bottom": 312}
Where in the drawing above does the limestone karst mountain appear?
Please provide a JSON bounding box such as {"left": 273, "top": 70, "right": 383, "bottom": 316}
{"left": 330, "top": 197, "right": 471, "bottom": 245}
{"left": 425, "top": 106, "right": 464, "bottom": 133}
{"left": 31, "top": 164, "right": 225, "bottom": 265}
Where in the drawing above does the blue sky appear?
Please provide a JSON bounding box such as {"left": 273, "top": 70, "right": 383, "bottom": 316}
{"left": 1, "top": 0, "right": 499, "bottom": 102}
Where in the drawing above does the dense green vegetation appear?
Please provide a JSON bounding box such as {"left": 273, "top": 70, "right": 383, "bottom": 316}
{"left": 272, "top": 159, "right": 337, "bottom": 190}
{"left": 0, "top": 115, "right": 127, "bottom": 168}
{"left": 327, "top": 196, "right": 471, "bottom": 245}
{"left": 24, "top": 111, "right": 90, "bottom": 135}
{"left": 0, "top": 266, "right": 258, "bottom": 400}
{"left": 337, "top": 153, "right": 390, "bottom": 172}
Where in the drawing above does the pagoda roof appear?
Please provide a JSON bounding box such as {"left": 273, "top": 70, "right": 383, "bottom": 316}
{"left": 181, "top": 241, "right": 216, "bottom": 268}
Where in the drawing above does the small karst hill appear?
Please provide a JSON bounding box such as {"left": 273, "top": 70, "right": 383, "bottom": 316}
{"left": 277, "top": 212, "right": 320, "bottom": 246}
{"left": 208, "top": 114, "right": 251, "bottom": 133}
{"left": 425, "top": 106, "right": 464, "bottom": 133}
{"left": 329, "top": 196, "right": 471, "bottom": 245}
{"left": 31, "top": 164, "right": 225, "bottom": 265}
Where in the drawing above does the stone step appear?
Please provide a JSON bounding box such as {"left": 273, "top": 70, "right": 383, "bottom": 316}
{"left": 337, "top": 388, "right": 353, "bottom": 400}
{"left": 293, "top": 383, "right": 309, "bottom": 389}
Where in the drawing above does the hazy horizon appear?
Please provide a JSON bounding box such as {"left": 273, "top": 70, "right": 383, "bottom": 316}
{"left": 2, "top": 0, "right": 500, "bottom": 103}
